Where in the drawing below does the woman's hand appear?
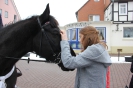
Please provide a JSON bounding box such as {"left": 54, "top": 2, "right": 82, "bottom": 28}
{"left": 60, "top": 30, "right": 68, "bottom": 40}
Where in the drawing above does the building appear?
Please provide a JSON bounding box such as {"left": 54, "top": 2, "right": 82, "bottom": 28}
{"left": 0, "top": 0, "right": 21, "bottom": 25}
{"left": 63, "top": 0, "right": 133, "bottom": 54}
{"left": 76, "top": 0, "right": 108, "bottom": 22}
{"left": 104, "top": 0, "right": 133, "bottom": 54}
{"left": 105, "top": 0, "right": 133, "bottom": 23}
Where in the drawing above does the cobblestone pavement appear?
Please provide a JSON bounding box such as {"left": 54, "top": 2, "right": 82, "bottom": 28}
{"left": 110, "top": 63, "right": 132, "bottom": 88}
{"left": 16, "top": 61, "right": 76, "bottom": 88}
{"left": 16, "top": 60, "right": 132, "bottom": 88}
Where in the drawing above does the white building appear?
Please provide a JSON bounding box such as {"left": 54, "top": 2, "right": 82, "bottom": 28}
{"left": 62, "top": 0, "right": 133, "bottom": 54}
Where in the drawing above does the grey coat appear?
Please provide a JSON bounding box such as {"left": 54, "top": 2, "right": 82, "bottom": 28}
{"left": 60, "top": 40, "right": 112, "bottom": 88}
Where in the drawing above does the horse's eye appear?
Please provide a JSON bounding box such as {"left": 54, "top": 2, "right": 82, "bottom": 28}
{"left": 45, "top": 22, "right": 50, "bottom": 25}
{"left": 42, "top": 22, "right": 50, "bottom": 27}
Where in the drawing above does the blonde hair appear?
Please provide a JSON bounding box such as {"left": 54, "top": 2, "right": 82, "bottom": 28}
{"left": 79, "top": 26, "right": 108, "bottom": 51}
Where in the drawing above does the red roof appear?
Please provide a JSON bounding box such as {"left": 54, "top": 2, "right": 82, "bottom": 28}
{"left": 75, "top": 0, "right": 90, "bottom": 15}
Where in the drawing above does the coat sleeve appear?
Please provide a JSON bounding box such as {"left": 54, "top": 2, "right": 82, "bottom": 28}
{"left": 60, "top": 40, "right": 93, "bottom": 69}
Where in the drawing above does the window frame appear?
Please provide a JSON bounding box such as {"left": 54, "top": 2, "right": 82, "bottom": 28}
{"left": 119, "top": 3, "right": 127, "bottom": 15}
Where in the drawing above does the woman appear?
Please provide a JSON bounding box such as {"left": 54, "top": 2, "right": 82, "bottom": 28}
{"left": 60, "top": 26, "right": 112, "bottom": 88}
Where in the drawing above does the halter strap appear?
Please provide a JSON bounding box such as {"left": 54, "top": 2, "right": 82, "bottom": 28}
{"left": 0, "top": 66, "right": 15, "bottom": 88}
{"left": 36, "top": 17, "right": 61, "bottom": 63}
{"left": 37, "top": 17, "right": 57, "bottom": 56}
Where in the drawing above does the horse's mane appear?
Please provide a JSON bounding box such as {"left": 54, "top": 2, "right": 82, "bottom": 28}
{"left": 0, "top": 15, "right": 59, "bottom": 37}
{"left": 3, "top": 15, "right": 58, "bottom": 28}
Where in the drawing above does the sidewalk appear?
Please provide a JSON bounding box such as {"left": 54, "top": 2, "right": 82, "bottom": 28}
{"left": 16, "top": 59, "right": 132, "bottom": 88}
{"left": 110, "top": 63, "right": 132, "bottom": 88}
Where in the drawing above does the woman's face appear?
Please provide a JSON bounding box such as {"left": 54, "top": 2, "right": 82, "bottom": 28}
{"left": 79, "top": 33, "right": 84, "bottom": 45}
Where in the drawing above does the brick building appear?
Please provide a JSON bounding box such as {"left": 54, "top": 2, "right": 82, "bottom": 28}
{"left": 76, "top": 0, "right": 110, "bottom": 22}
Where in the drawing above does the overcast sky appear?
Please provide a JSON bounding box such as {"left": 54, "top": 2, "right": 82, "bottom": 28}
{"left": 13, "top": 0, "right": 88, "bottom": 26}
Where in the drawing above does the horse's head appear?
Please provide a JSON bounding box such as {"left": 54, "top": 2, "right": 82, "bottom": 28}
{"left": 32, "top": 4, "right": 76, "bottom": 71}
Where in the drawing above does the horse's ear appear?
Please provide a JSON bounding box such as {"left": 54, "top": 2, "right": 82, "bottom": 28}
{"left": 40, "top": 3, "right": 50, "bottom": 23}
{"left": 43, "top": 3, "right": 50, "bottom": 15}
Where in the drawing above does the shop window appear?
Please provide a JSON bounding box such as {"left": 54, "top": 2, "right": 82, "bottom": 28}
{"left": 71, "top": 29, "right": 76, "bottom": 41}
{"left": 67, "top": 29, "right": 70, "bottom": 40}
{"left": 78, "top": 28, "right": 82, "bottom": 41}
{"left": 71, "top": 43, "right": 76, "bottom": 48}
{"left": 96, "top": 27, "right": 106, "bottom": 41}
{"left": 78, "top": 43, "right": 81, "bottom": 49}
{"left": 14, "top": 15, "right": 17, "bottom": 22}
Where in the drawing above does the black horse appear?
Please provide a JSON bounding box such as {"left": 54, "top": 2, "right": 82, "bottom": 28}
{"left": 0, "top": 4, "right": 75, "bottom": 88}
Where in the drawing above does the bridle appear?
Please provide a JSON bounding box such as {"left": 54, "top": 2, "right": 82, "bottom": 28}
{"left": 37, "top": 17, "right": 61, "bottom": 64}
{"left": 0, "top": 17, "right": 61, "bottom": 64}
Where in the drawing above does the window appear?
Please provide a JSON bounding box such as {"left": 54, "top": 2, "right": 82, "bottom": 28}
{"left": 67, "top": 29, "right": 77, "bottom": 41}
{"left": 5, "top": 11, "right": 8, "bottom": 18}
{"left": 71, "top": 43, "right": 76, "bottom": 48}
{"left": 67, "top": 29, "right": 70, "bottom": 40}
{"left": 78, "top": 28, "right": 82, "bottom": 41}
{"left": 5, "top": 0, "right": 8, "bottom": 5}
{"left": 71, "top": 29, "right": 76, "bottom": 41}
{"left": 89, "top": 15, "right": 100, "bottom": 21}
{"left": 119, "top": 3, "right": 127, "bottom": 15}
{"left": 123, "top": 27, "right": 133, "bottom": 38}
{"left": 14, "top": 15, "right": 17, "bottom": 22}
{"left": 78, "top": 43, "right": 81, "bottom": 49}
{"left": 95, "top": 27, "right": 106, "bottom": 41}
{"left": 94, "top": 0, "right": 100, "bottom": 2}
{"left": 77, "top": 28, "right": 82, "bottom": 49}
